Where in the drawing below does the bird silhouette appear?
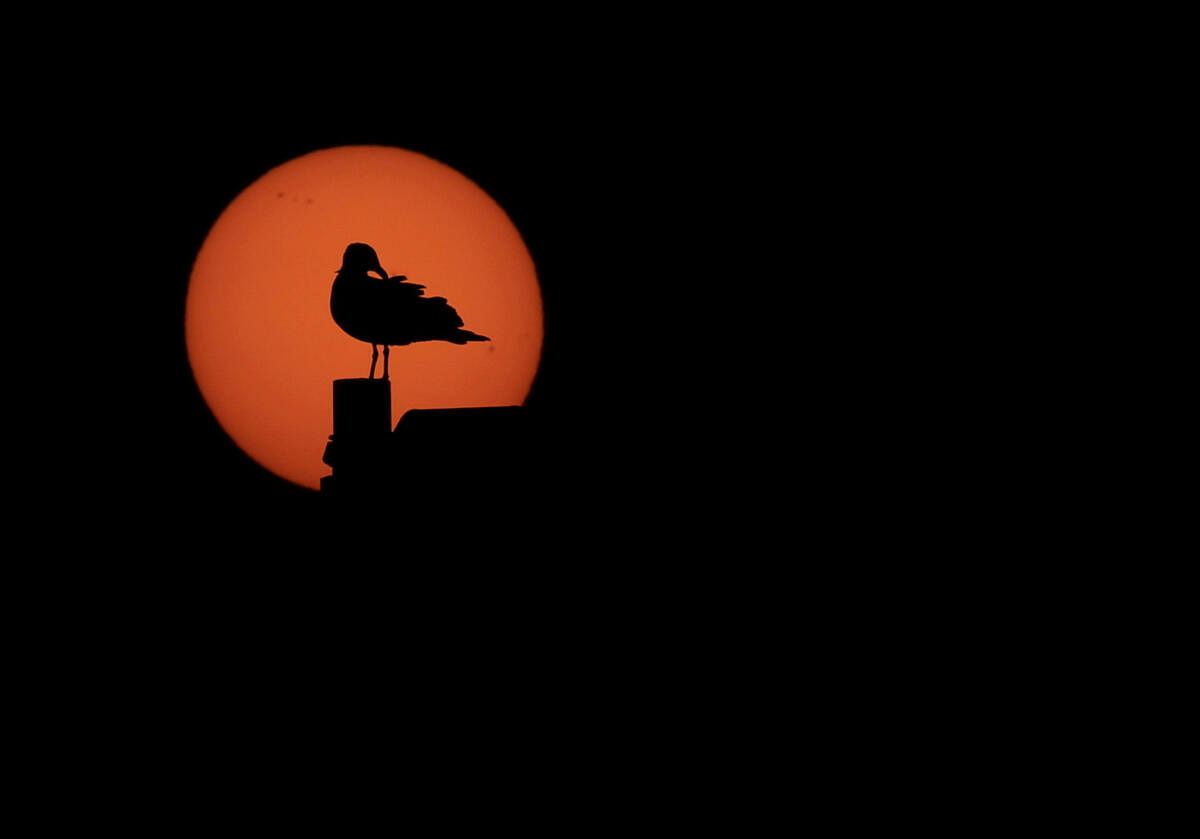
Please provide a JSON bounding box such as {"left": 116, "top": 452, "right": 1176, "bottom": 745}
{"left": 330, "top": 243, "right": 489, "bottom": 379}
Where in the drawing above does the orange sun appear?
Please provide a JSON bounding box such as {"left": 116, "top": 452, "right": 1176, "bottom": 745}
{"left": 185, "top": 145, "right": 544, "bottom": 491}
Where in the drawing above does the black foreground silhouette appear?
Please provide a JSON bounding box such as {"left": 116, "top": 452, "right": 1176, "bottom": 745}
{"left": 331, "top": 242, "right": 489, "bottom": 379}
{"left": 321, "top": 378, "right": 532, "bottom": 498}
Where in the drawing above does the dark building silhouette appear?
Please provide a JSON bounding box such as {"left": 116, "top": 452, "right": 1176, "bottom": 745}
{"left": 321, "top": 378, "right": 534, "bottom": 499}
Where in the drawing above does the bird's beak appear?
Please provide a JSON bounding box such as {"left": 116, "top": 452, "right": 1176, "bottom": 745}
{"left": 373, "top": 262, "right": 388, "bottom": 280}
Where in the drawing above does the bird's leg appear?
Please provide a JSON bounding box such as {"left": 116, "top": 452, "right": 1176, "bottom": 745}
{"left": 369, "top": 344, "right": 379, "bottom": 379}
{"left": 383, "top": 345, "right": 390, "bottom": 380}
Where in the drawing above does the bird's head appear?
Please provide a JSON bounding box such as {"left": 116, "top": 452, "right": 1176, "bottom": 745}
{"left": 339, "top": 242, "right": 388, "bottom": 280}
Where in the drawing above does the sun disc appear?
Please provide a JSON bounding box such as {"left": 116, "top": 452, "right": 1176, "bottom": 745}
{"left": 184, "top": 145, "right": 543, "bottom": 490}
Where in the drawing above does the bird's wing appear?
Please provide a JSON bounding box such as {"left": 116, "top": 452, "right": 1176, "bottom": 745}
{"left": 384, "top": 277, "right": 426, "bottom": 297}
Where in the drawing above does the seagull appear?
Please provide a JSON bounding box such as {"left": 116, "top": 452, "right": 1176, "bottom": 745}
{"left": 330, "top": 243, "right": 489, "bottom": 379}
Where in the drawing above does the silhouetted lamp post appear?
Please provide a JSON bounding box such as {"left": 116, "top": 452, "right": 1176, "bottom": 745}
{"left": 321, "top": 378, "right": 391, "bottom": 495}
